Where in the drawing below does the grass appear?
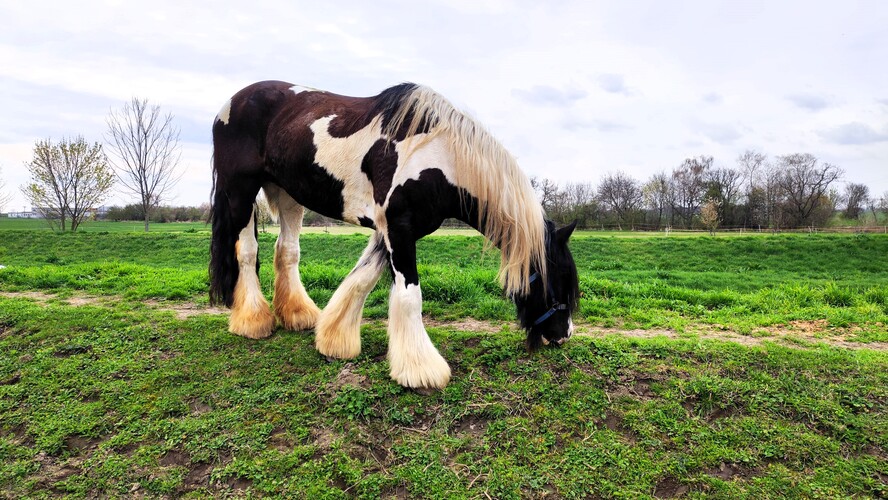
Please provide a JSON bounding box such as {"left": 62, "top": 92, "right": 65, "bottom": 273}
{"left": 0, "top": 229, "right": 886, "bottom": 497}
{"left": 0, "top": 218, "right": 211, "bottom": 233}
{"left": 0, "top": 230, "right": 886, "bottom": 341}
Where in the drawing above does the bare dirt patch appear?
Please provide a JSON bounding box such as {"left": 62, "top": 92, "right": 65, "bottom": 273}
{"left": 704, "top": 462, "right": 758, "bottom": 481}
{"left": 454, "top": 415, "right": 488, "bottom": 437}
{"left": 2, "top": 290, "right": 885, "bottom": 350}
{"left": 575, "top": 324, "right": 888, "bottom": 351}
{"left": 64, "top": 436, "right": 102, "bottom": 453}
{"left": 144, "top": 299, "right": 229, "bottom": 319}
{"left": 189, "top": 400, "right": 212, "bottom": 416}
{"left": 0, "top": 291, "right": 105, "bottom": 308}
{"left": 329, "top": 363, "right": 369, "bottom": 390}
{"left": 33, "top": 451, "right": 85, "bottom": 492}
{"left": 425, "top": 316, "right": 505, "bottom": 333}
{"left": 268, "top": 428, "right": 294, "bottom": 452}
{"left": 159, "top": 449, "right": 190, "bottom": 467}
{"left": 182, "top": 462, "right": 213, "bottom": 491}
{"left": 654, "top": 476, "right": 689, "bottom": 498}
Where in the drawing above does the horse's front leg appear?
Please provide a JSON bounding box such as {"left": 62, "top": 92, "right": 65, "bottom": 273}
{"left": 385, "top": 231, "right": 451, "bottom": 390}
{"left": 315, "top": 232, "right": 388, "bottom": 359}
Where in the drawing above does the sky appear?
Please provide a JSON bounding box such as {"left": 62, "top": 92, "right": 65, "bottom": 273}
{"left": 1, "top": 0, "right": 887, "bottom": 212}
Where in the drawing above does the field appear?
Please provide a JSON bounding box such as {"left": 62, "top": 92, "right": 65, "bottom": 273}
{"left": 0, "top": 226, "right": 885, "bottom": 498}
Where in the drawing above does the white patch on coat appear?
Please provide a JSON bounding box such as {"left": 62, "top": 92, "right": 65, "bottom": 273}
{"left": 390, "top": 134, "right": 457, "bottom": 192}
{"left": 309, "top": 114, "right": 381, "bottom": 225}
{"left": 216, "top": 99, "right": 232, "bottom": 125}
{"left": 290, "top": 85, "right": 316, "bottom": 95}
{"left": 379, "top": 133, "right": 461, "bottom": 212}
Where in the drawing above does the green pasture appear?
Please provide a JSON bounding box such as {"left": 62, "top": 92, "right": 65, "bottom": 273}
{"left": 0, "top": 229, "right": 885, "bottom": 497}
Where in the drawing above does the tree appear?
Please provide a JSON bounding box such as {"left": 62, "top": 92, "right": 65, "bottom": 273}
{"left": 106, "top": 97, "right": 182, "bottom": 231}
{"left": 0, "top": 167, "right": 12, "bottom": 212}
{"left": 21, "top": 137, "right": 114, "bottom": 231}
{"left": 255, "top": 193, "right": 274, "bottom": 233}
{"left": 774, "top": 153, "right": 843, "bottom": 227}
{"left": 671, "top": 156, "right": 712, "bottom": 228}
{"left": 842, "top": 183, "right": 869, "bottom": 220}
{"left": 705, "top": 167, "right": 743, "bottom": 226}
{"left": 560, "top": 182, "right": 597, "bottom": 228}
{"left": 699, "top": 198, "right": 721, "bottom": 235}
{"left": 597, "top": 171, "right": 642, "bottom": 229}
{"left": 642, "top": 172, "right": 672, "bottom": 229}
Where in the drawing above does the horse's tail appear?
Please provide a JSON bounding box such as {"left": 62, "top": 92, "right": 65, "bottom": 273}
{"left": 208, "top": 166, "right": 240, "bottom": 307}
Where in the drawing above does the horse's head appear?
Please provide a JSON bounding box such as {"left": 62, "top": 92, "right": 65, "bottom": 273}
{"left": 514, "top": 220, "right": 579, "bottom": 350}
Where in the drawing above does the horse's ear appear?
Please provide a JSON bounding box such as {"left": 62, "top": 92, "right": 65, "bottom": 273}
{"left": 555, "top": 220, "right": 578, "bottom": 243}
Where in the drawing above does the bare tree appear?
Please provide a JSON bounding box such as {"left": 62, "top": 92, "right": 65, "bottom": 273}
{"left": 255, "top": 193, "right": 274, "bottom": 233}
{"left": 597, "top": 171, "right": 642, "bottom": 229}
{"left": 561, "top": 181, "right": 597, "bottom": 227}
{"left": 21, "top": 137, "right": 114, "bottom": 231}
{"left": 530, "top": 177, "right": 561, "bottom": 216}
{"left": 0, "top": 167, "right": 12, "bottom": 212}
{"left": 642, "top": 172, "right": 672, "bottom": 229}
{"left": 705, "top": 167, "right": 743, "bottom": 226}
{"left": 842, "top": 183, "right": 870, "bottom": 220}
{"left": 774, "top": 153, "right": 843, "bottom": 227}
{"left": 736, "top": 150, "right": 767, "bottom": 189}
{"left": 671, "top": 155, "right": 712, "bottom": 228}
{"left": 106, "top": 97, "right": 182, "bottom": 231}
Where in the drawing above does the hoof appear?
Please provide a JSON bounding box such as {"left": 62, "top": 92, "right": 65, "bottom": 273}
{"left": 276, "top": 303, "right": 321, "bottom": 331}
{"left": 389, "top": 350, "right": 451, "bottom": 390}
{"left": 314, "top": 311, "right": 362, "bottom": 360}
{"left": 229, "top": 305, "right": 275, "bottom": 339}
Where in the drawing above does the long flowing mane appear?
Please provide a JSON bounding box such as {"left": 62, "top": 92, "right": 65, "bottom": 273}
{"left": 379, "top": 85, "right": 547, "bottom": 296}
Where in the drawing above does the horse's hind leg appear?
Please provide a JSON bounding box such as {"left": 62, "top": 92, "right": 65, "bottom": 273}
{"left": 229, "top": 205, "right": 275, "bottom": 339}
{"left": 265, "top": 185, "right": 321, "bottom": 330}
{"left": 315, "top": 232, "right": 388, "bottom": 359}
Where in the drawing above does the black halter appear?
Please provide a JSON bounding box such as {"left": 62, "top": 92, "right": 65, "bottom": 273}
{"left": 528, "top": 272, "right": 568, "bottom": 326}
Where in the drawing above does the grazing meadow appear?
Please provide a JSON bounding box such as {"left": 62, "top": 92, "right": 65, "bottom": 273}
{"left": 0, "top": 225, "right": 885, "bottom": 497}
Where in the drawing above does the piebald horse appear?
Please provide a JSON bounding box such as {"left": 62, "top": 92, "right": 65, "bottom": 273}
{"left": 209, "top": 81, "right": 579, "bottom": 390}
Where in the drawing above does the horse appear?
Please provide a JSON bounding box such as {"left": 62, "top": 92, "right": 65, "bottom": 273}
{"left": 209, "top": 80, "right": 579, "bottom": 390}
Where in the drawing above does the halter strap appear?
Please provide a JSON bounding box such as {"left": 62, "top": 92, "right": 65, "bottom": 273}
{"left": 528, "top": 271, "right": 568, "bottom": 326}
{"left": 533, "top": 302, "right": 568, "bottom": 326}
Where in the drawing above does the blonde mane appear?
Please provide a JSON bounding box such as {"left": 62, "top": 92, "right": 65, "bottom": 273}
{"left": 382, "top": 86, "right": 547, "bottom": 296}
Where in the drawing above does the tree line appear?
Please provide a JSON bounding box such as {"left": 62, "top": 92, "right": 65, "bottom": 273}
{"left": 0, "top": 98, "right": 182, "bottom": 231}
{"left": 5, "top": 108, "right": 887, "bottom": 233}
{"left": 535, "top": 151, "right": 888, "bottom": 231}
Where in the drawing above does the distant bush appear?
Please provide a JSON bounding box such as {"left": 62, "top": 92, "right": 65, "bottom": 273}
{"left": 103, "top": 203, "right": 209, "bottom": 223}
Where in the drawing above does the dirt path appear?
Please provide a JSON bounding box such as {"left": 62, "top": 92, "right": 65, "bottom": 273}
{"left": 2, "top": 290, "right": 886, "bottom": 351}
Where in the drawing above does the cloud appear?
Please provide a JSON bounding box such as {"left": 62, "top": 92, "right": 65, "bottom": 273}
{"left": 597, "top": 73, "right": 630, "bottom": 95}
{"left": 697, "top": 122, "right": 743, "bottom": 144}
{"left": 702, "top": 92, "right": 723, "bottom": 105}
{"left": 511, "top": 85, "right": 588, "bottom": 107}
{"left": 818, "top": 122, "right": 888, "bottom": 145}
{"left": 786, "top": 93, "right": 831, "bottom": 111}
{"left": 562, "top": 117, "right": 633, "bottom": 133}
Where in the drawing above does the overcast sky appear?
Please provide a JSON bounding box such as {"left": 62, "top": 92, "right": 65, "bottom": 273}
{"left": 1, "top": 0, "right": 886, "bottom": 211}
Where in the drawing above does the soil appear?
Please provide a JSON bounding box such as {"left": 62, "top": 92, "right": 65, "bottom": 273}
{"left": 2, "top": 291, "right": 886, "bottom": 353}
